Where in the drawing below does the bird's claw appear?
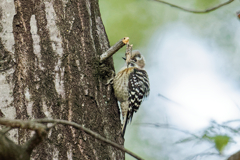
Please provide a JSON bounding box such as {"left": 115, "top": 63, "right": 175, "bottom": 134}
{"left": 106, "top": 78, "right": 113, "bottom": 85}
{"left": 105, "top": 70, "right": 115, "bottom": 85}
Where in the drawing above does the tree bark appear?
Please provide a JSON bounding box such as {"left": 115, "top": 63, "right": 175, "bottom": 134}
{"left": 0, "top": 0, "right": 124, "bottom": 159}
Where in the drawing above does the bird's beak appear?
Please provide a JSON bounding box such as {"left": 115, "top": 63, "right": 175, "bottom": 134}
{"left": 122, "top": 57, "right": 126, "bottom": 61}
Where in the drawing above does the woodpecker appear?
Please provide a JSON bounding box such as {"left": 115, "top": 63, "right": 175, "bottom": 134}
{"left": 113, "top": 50, "right": 150, "bottom": 136}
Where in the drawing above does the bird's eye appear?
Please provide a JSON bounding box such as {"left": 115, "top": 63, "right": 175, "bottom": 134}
{"left": 133, "top": 59, "right": 137, "bottom": 62}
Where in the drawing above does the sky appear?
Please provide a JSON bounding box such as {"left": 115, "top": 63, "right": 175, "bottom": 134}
{"left": 125, "top": 22, "right": 240, "bottom": 160}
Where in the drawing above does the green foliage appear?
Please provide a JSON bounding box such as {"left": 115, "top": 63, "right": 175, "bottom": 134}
{"left": 99, "top": 0, "right": 179, "bottom": 71}
{"left": 100, "top": 0, "right": 166, "bottom": 47}
{"left": 175, "top": 120, "right": 236, "bottom": 156}
{"left": 202, "top": 134, "right": 230, "bottom": 155}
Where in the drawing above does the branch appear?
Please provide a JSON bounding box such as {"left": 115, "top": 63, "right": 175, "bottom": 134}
{"left": 185, "top": 152, "right": 221, "bottom": 160}
{"left": 0, "top": 127, "right": 11, "bottom": 134}
{"left": 223, "top": 119, "right": 240, "bottom": 124}
{"left": 0, "top": 118, "right": 47, "bottom": 154}
{"left": 0, "top": 118, "right": 48, "bottom": 160}
{"left": 0, "top": 118, "right": 47, "bottom": 136}
{"left": 0, "top": 118, "right": 143, "bottom": 159}
{"left": 157, "top": 93, "right": 182, "bottom": 106}
{"left": 151, "top": 0, "right": 234, "bottom": 13}
{"left": 100, "top": 37, "right": 129, "bottom": 62}
{"left": 0, "top": 133, "right": 30, "bottom": 160}
{"left": 33, "top": 118, "right": 143, "bottom": 160}
{"left": 135, "top": 123, "right": 199, "bottom": 138}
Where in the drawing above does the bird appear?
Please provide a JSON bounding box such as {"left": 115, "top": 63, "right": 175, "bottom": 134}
{"left": 113, "top": 50, "right": 150, "bottom": 136}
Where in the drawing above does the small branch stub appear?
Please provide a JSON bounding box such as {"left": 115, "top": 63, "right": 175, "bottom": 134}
{"left": 100, "top": 37, "right": 129, "bottom": 62}
{"left": 122, "top": 37, "right": 130, "bottom": 44}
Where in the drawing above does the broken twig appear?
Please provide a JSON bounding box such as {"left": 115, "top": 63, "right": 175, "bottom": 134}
{"left": 100, "top": 37, "right": 129, "bottom": 62}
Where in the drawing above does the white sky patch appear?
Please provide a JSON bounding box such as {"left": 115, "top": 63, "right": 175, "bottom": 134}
{"left": 168, "top": 73, "right": 240, "bottom": 130}
{"left": 127, "top": 23, "right": 240, "bottom": 160}
{"left": 148, "top": 23, "right": 240, "bottom": 131}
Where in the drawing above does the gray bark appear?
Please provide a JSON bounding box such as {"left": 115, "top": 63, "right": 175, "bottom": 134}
{"left": 0, "top": 0, "right": 124, "bottom": 159}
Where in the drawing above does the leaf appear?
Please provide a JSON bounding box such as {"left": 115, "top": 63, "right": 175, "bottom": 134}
{"left": 214, "top": 135, "right": 230, "bottom": 155}
{"left": 202, "top": 134, "right": 230, "bottom": 154}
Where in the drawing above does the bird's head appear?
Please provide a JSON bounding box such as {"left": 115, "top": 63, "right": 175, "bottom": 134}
{"left": 122, "top": 50, "right": 145, "bottom": 69}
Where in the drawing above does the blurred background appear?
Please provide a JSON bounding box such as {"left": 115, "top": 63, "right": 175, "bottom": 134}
{"left": 100, "top": 0, "right": 240, "bottom": 159}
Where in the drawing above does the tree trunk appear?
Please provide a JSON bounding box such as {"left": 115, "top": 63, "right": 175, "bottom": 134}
{"left": 0, "top": 0, "right": 124, "bottom": 159}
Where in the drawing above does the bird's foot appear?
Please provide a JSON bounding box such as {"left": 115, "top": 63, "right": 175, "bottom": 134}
{"left": 105, "top": 70, "right": 115, "bottom": 85}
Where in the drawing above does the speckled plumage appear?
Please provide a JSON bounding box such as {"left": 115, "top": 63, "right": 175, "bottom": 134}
{"left": 113, "top": 67, "right": 134, "bottom": 118}
{"left": 113, "top": 51, "right": 150, "bottom": 136}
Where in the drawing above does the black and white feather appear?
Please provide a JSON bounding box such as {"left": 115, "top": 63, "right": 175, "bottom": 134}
{"left": 113, "top": 50, "right": 150, "bottom": 137}
{"left": 127, "top": 68, "right": 150, "bottom": 122}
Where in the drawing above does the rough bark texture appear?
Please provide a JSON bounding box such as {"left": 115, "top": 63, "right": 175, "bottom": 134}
{"left": 0, "top": 133, "right": 30, "bottom": 160}
{"left": 228, "top": 151, "right": 240, "bottom": 160}
{"left": 0, "top": 0, "right": 124, "bottom": 159}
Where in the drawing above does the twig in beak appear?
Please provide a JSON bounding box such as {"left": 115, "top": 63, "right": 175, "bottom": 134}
{"left": 125, "top": 44, "right": 133, "bottom": 67}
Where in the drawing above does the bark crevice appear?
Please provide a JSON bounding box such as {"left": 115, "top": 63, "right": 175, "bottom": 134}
{"left": 2, "top": 0, "right": 124, "bottom": 159}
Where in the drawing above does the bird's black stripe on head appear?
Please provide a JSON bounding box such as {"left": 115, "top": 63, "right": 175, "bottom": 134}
{"left": 131, "top": 52, "right": 141, "bottom": 62}
{"left": 132, "top": 53, "right": 141, "bottom": 59}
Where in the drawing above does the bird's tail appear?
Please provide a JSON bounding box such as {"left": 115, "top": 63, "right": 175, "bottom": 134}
{"left": 122, "top": 110, "right": 130, "bottom": 137}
